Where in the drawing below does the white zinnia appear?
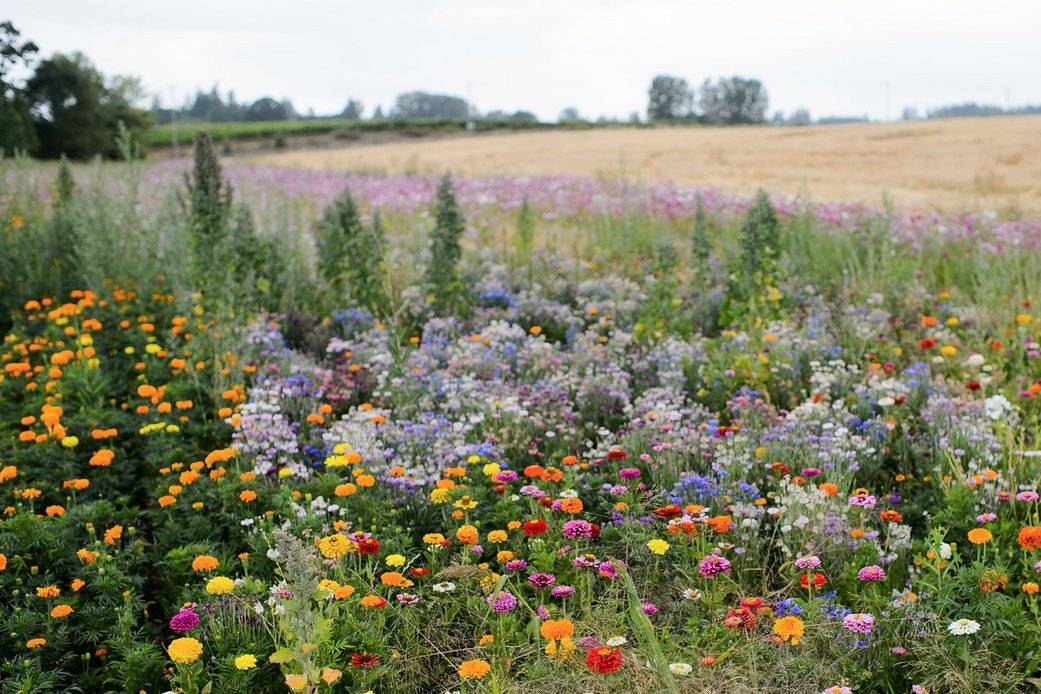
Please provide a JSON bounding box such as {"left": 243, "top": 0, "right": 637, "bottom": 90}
{"left": 669, "top": 662, "right": 692, "bottom": 675}
{"left": 947, "top": 618, "right": 980, "bottom": 635}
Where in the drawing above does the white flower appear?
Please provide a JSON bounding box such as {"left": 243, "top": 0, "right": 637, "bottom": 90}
{"left": 877, "top": 396, "right": 895, "bottom": 407}
{"left": 681, "top": 588, "right": 702, "bottom": 601}
{"left": 964, "top": 353, "right": 986, "bottom": 368}
{"left": 432, "top": 581, "right": 456, "bottom": 593}
{"left": 947, "top": 618, "right": 980, "bottom": 635}
{"left": 605, "top": 636, "right": 627, "bottom": 647}
{"left": 668, "top": 662, "right": 692, "bottom": 675}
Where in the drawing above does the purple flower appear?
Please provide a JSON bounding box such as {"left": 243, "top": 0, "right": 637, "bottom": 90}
{"left": 486, "top": 591, "right": 518, "bottom": 613}
{"left": 528, "top": 572, "right": 556, "bottom": 588}
{"left": 619, "top": 467, "right": 641, "bottom": 480}
{"left": 550, "top": 585, "right": 575, "bottom": 598}
{"left": 642, "top": 602, "right": 658, "bottom": 615}
{"left": 505, "top": 559, "right": 528, "bottom": 572}
{"left": 1017, "top": 490, "right": 1040, "bottom": 503}
{"left": 169, "top": 608, "right": 200, "bottom": 633}
{"left": 698, "top": 554, "right": 732, "bottom": 579}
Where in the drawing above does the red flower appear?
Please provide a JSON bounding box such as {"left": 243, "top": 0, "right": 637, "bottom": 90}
{"left": 652, "top": 504, "right": 681, "bottom": 519}
{"left": 408, "top": 566, "right": 429, "bottom": 578}
{"left": 879, "top": 509, "right": 903, "bottom": 523}
{"left": 799, "top": 572, "right": 828, "bottom": 589}
{"left": 523, "top": 519, "right": 548, "bottom": 536}
{"left": 607, "top": 447, "right": 627, "bottom": 461}
{"left": 770, "top": 462, "right": 789, "bottom": 476}
{"left": 356, "top": 538, "right": 380, "bottom": 555}
{"left": 586, "top": 646, "right": 623, "bottom": 674}
{"left": 919, "top": 338, "right": 936, "bottom": 350}
{"left": 350, "top": 651, "right": 379, "bottom": 667}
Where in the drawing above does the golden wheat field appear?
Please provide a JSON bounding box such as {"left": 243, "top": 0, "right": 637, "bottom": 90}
{"left": 242, "top": 114, "right": 1041, "bottom": 214}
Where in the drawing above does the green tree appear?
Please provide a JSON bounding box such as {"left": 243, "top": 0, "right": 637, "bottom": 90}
{"left": 0, "top": 21, "right": 38, "bottom": 155}
{"left": 739, "top": 189, "right": 780, "bottom": 276}
{"left": 25, "top": 52, "right": 150, "bottom": 159}
{"left": 515, "top": 197, "right": 536, "bottom": 270}
{"left": 647, "top": 75, "right": 693, "bottom": 121}
{"left": 425, "top": 175, "right": 466, "bottom": 307}
{"left": 698, "top": 76, "right": 769, "bottom": 124}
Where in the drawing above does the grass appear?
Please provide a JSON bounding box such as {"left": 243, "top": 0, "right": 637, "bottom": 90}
{"left": 146, "top": 117, "right": 603, "bottom": 148}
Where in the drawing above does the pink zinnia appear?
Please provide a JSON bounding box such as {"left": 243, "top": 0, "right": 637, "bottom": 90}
{"left": 698, "top": 554, "right": 732, "bottom": 579}
{"left": 857, "top": 565, "right": 886, "bottom": 582}
{"left": 169, "top": 608, "right": 200, "bottom": 633}
{"left": 842, "top": 612, "right": 875, "bottom": 634}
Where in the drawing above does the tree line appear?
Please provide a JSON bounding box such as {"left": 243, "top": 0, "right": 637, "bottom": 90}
{"left": 646, "top": 74, "right": 769, "bottom": 124}
{"left": 0, "top": 21, "right": 150, "bottom": 158}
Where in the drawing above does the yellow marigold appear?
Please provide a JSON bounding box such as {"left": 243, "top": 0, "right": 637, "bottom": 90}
{"left": 334, "top": 585, "right": 356, "bottom": 599}
{"left": 1023, "top": 582, "right": 1040, "bottom": 595}
{"left": 191, "top": 555, "right": 219, "bottom": 572}
{"left": 773, "top": 615, "right": 805, "bottom": 645}
{"left": 26, "top": 638, "right": 46, "bottom": 649}
{"left": 967, "top": 528, "right": 993, "bottom": 545}
{"left": 356, "top": 474, "right": 375, "bottom": 487}
{"left": 168, "top": 636, "right": 203, "bottom": 664}
{"left": 205, "top": 576, "right": 235, "bottom": 595}
{"left": 318, "top": 533, "right": 352, "bottom": 558}
{"left": 385, "top": 553, "right": 406, "bottom": 567}
{"left": 423, "top": 533, "right": 446, "bottom": 545}
{"left": 487, "top": 530, "right": 508, "bottom": 544}
{"left": 234, "top": 654, "right": 257, "bottom": 670}
{"left": 458, "top": 659, "right": 491, "bottom": 679}
{"left": 334, "top": 483, "right": 357, "bottom": 497}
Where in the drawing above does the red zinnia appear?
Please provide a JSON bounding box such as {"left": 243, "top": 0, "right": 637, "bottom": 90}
{"left": 356, "top": 538, "right": 380, "bottom": 555}
{"left": 350, "top": 652, "right": 379, "bottom": 667}
{"left": 799, "top": 572, "right": 828, "bottom": 589}
{"left": 523, "top": 519, "right": 548, "bottom": 536}
{"left": 652, "top": 504, "right": 681, "bottom": 519}
{"left": 586, "top": 646, "right": 623, "bottom": 674}
{"left": 408, "top": 566, "right": 429, "bottom": 577}
{"left": 607, "top": 447, "right": 627, "bottom": 461}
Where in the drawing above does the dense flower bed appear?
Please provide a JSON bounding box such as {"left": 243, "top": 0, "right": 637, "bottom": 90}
{"left": 4, "top": 258, "right": 1041, "bottom": 692}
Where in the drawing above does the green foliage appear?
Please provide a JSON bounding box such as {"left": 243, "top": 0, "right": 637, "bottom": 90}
{"left": 315, "top": 188, "right": 389, "bottom": 315}
{"left": 690, "top": 193, "right": 711, "bottom": 265}
{"left": 515, "top": 197, "right": 536, "bottom": 269}
{"left": 424, "top": 175, "right": 466, "bottom": 308}
{"left": 185, "top": 133, "right": 233, "bottom": 295}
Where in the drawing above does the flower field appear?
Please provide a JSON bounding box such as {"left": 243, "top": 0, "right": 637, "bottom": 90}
{"left": 5, "top": 141, "right": 1041, "bottom": 693}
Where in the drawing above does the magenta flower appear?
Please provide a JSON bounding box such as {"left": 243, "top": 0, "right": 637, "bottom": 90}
{"left": 169, "top": 608, "right": 200, "bottom": 633}
{"left": 698, "top": 554, "right": 732, "bottom": 579}
{"left": 857, "top": 565, "right": 886, "bottom": 582}
{"left": 528, "top": 572, "right": 557, "bottom": 588}
{"left": 486, "top": 591, "right": 517, "bottom": 613}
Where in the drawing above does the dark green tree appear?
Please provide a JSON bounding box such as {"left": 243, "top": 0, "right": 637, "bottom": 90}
{"left": 425, "top": 175, "right": 465, "bottom": 307}
{"left": 515, "top": 197, "right": 536, "bottom": 269}
{"left": 647, "top": 75, "right": 693, "bottom": 121}
{"left": 0, "top": 20, "right": 38, "bottom": 155}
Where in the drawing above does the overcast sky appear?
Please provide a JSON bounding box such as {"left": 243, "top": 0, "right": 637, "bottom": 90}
{"left": 8, "top": 0, "right": 1041, "bottom": 121}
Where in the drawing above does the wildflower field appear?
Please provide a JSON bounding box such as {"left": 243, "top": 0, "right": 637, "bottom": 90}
{"left": 5, "top": 137, "right": 1041, "bottom": 694}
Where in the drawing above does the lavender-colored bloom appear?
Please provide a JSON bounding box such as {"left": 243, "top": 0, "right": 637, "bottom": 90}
{"left": 551, "top": 585, "right": 576, "bottom": 598}
{"left": 486, "top": 591, "right": 518, "bottom": 613}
